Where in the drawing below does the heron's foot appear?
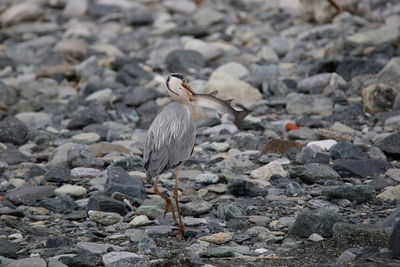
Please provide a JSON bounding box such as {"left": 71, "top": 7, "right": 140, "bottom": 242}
{"left": 163, "top": 200, "right": 177, "bottom": 223}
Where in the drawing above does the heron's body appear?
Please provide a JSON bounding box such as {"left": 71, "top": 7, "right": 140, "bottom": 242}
{"left": 144, "top": 102, "right": 196, "bottom": 181}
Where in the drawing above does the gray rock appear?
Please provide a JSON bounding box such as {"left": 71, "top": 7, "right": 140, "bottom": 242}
{"left": 376, "top": 132, "right": 400, "bottom": 158}
{"left": 217, "top": 204, "right": 243, "bottom": 221}
{"left": 322, "top": 185, "right": 376, "bottom": 203}
{"left": 297, "top": 73, "right": 346, "bottom": 94}
{"left": 333, "top": 222, "right": 386, "bottom": 238}
{"left": 0, "top": 238, "right": 20, "bottom": 257}
{"left": 67, "top": 144, "right": 104, "bottom": 168}
{"left": 15, "top": 112, "right": 52, "bottom": 129}
{"left": 7, "top": 185, "right": 57, "bottom": 205}
{"left": 227, "top": 179, "right": 268, "bottom": 197}
{"left": 67, "top": 105, "right": 109, "bottom": 130}
{"left": 0, "top": 2, "right": 43, "bottom": 27}
{"left": 329, "top": 142, "right": 365, "bottom": 160}
{"left": 39, "top": 194, "right": 78, "bottom": 213}
{"left": 88, "top": 210, "right": 122, "bottom": 226}
{"left": 0, "top": 81, "right": 17, "bottom": 107}
{"left": 181, "top": 199, "right": 212, "bottom": 216}
{"left": 214, "top": 62, "right": 249, "bottom": 79}
{"left": 195, "top": 172, "right": 219, "bottom": 184}
{"left": 333, "top": 159, "right": 392, "bottom": 178}
{"left": 105, "top": 166, "right": 146, "bottom": 201}
{"left": 389, "top": 221, "right": 400, "bottom": 258}
{"left": 76, "top": 56, "right": 102, "bottom": 80}
{"left": 125, "top": 229, "right": 149, "bottom": 243}
{"left": 87, "top": 193, "right": 127, "bottom": 216}
{"left": 45, "top": 166, "right": 71, "bottom": 183}
{"left": 102, "top": 252, "right": 149, "bottom": 267}
{"left": 193, "top": 7, "right": 223, "bottom": 27}
{"left": 0, "top": 147, "right": 31, "bottom": 165}
{"left": 5, "top": 257, "right": 47, "bottom": 267}
{"left": 125, "top": 9, "right": 153, "bottom": 26}
{"left": 136, "top": 205, "right": 163, "bottom": 219}
{"left": 290, "top": 163, "right": 340, "bottom": 184}
{"left": 165, "top": 49, "right": 205, "bottom": 72}
{"left": 377, "top": 57, "right": 400, "bottom": 87}
{"left": 337, "top": 250, "right": 357, "bottom": 264}
{"left": 76, "top": 242, "right": 123, "bottom": 254}
{"left": 289, "top": 209, "right": 343, "bottom": 237}
{"left": 124, "top": 87, "right": 160, "bottom": 106}
{"left": 0, "top": 117, "right": 28, "bottom": 145}
{"left": 286, "top": 94, "right": 333, "bottom": 116}
{"left": 296, "top": 146, "right": 330, "bottom": 165}
{"left": 63, "top": 0, "right": 88, "bottom": 17}
{"left": 346, "top": 26, "right": 400, "bottom": 46}
{"left": 269, "top": 36, "right": 289, "bottom": 57}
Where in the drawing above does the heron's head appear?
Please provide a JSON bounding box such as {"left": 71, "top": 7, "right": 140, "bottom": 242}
{"left": 166, "top": 73, "right": 195, "bottom": 104}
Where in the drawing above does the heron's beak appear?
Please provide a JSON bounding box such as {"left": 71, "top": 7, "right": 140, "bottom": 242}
{"left": 182, "top": 82, "right": 196, "bottom": 95}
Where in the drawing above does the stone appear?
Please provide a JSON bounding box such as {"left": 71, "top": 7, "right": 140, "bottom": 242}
{"left": 333, "top": 159, "right": 391, "bottom": 178}
{"left": 285, "top": 182, "right": 303, "bottom": 197}
{"left": 333, "top": 222, "right": 387, "bottom": 238}
{"left": 297, "top": 73, "right": 346, "bottom": 94}
{"left": 362, "top": 84, "right": 397, "bottom": 114}
{"left": 262, "top": 139, "right": 302, "bottom": 154}
{"left": 290, "top": 163, "right": 340, "bottom": 184}
{"left": 67, "top": 105, "right": 108, "bottom": 130}
{"left": 15, "top": 112, "right": 52, "bottom": 129}
{"left": 308, "top": 233, "right": 324, "bottom": 242}
{"left": 87, "top": 193, "right": 127, "bottom": 216}
{"left": 45, "top": 166, "right": 71, "bottom": 183}
{"left": 5, "top": 257, "right": 47, "bottom": 267}
{"left": 184, "top": 39, "right": 223, "bottom": 61}
{"left": 76, "top": 242, "right": 123, "bottom": 254}
{"left": 130, "top": 215, "right": 151, "bottom": 227}
{"left": 389, "top": 221, "right": 400, "bottom": 258}
{"left": 307, "top": 140, "right": 337, "bottom": 151}
{"left": 0, "top": 148, "right": 31, "bottom": 165}
{"left": 165, "top": 49, "right": 205, "bottom": 73}
{"left": 7, "top": 185, "right": 57, "bottom": 205}
{"left": 329, "top": 142, "right": 365, "bottom": 160}
{"left": 125, "top": 229, "right": 149, "bottom": 243}
{"left": 209, "top": 142, "right": 230, "bottom": 152}
{"left": 55, "top": 185, "right": 87, "bottom": 198}
{"left": 77, "top": 56, "right": 103, "bottom": 80}
{"left": 0, "top": 2, "right": 43, "bottom": 27}
{"left": 322, "top": 185, "right": 376, "bottom": 203}
{"left": 0, "top": 238, "right": 20, "bottom": 257}
{"left": 346, "top": 26, "right": 400, "bottom": 46}
{"left": 195, "top": 173, "right": 219, "bottom": 184}
{"left": 206, "top": 72, "right": 263, "bottom": 105}
{"left": 88, "top": 210, "right": 122, "bottom": 226}
{"left": 377, "top": 58, "right": 400, "bottom": 87}
{"left": 251, "top": 161, "right": 287, "bottom": 180}
{"left": 46, "top": 237, "right": 77, "bottom": 248}
{"left": 258, "top": 45, "right": 279, "bottom": 61}
{"left": 59, "top": 251, "right": 101, "bottom": 266}
{"left": 105, "top": 166, "right": 146, "bottom": 201}
{"left": 0, "top": 117, "right": 28, "bottom": 145}
{"left": 72, "top": 132, "right": 101, "bottom": 143}
{"left": 181, "top": 199, "right": 212, "bottom": 216}
{"left": 193, "top": 7, "right": 223, "bottom": 27}
{"left": 337, "top": 250, "right": 357, "bottom": 264}
{"left": 164, "top": 0, "right": 197, "bottom": 14}
{"left": 54, "top": 39, "right": 88, "bottom": 59}
{"left": 286, "top": 94, "right": 333, "bottom": 116}
{"left": 377, "top": 185, "right": 400, "bottom": 201}
{"left": 217, "top": 204, "right": 243, "bottom": 221}
{"left": 39, "top": 194, "right": 78, "bottom": 213}
{"left": 67, "top": 144, "right": 104, "bottom": 168}
{"left": 376, "top": 132, "right": 400, "bottom": 158}
{"left": 289, "top": 209, "right": 343, "bottom": 237}
{"left": 200, "top": 233, "right": 233, "bottom": 245}
{"left": 48, "top": 143, "right": 78, "bottom": 167}
{"left": 63, "top": 0, "right": 88, "bottom": 17}
{"left": 136, "top": 205, "right": 163, "bottom": 219}
{"left": 146, "top": 225, "right": 173, "bottom": 236}
{"left": 214, "top": 62, "right": 250, "bottom": 79}
{"left": 102, "top": 252, "right": 149, "bottom": 267}
{"left": 71, "top": 167, "right": 102, "bottom": 179}
{"left": 124, "top": 87, "right": 159, "bottom": 106}
{"left": 125, "top": 9, "right": 153, "bottom": 26}
{"left": 228, "top": 179, "right": 268, "bottom": 197}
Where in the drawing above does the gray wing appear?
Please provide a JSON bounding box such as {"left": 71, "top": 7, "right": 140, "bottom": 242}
{"left": 144, "top": 102, "right": 196, "bottom": 181}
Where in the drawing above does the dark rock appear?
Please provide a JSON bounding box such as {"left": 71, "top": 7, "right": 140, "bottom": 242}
{"left": 262, "top": 138, "right": 302, "bottom": 155}
{"left": 62, "top": 210, "right": 88, "bottom": 220}
{"left": 216, "top": 204, "right": 243, "bottom": 221}
{"left": 329, "top": 142, "right": 365, "bottom": 160}
{"left": 67, "top": 144, "right": 104, "bottom": 168}
{"left": 285, "top": 182, "right": 303, "bottom": 196}
{"left": 231, "top": 133, "right": 263, "bottom": 150}
{"left": 87, "top": 193, "right": 127, "bottom": 216}
{"left": 393, "top": 92, "right": 400, "bottom": 110}
{"left": 322, "top": 185, "right": 376, "bottom": 203}
{"left": 326, "top": 104, "right": 365, "bottom": 127}
{"left": 333, "top": 222, "right": 387, "bottom": 238}
{"left": 289, "top": 208, "right": 343, "bottom": 237}
{"left": 290, "top": 163, "right": 340, "bottom": 184}
{"left": 39, "top": 194, "right": 78, "bottom": 213}
{"left": 227, "top": 179, "right": 268, "bottom": 197}
{"left": 0, "top": 117, "right": 28, "bottom": 145}
{"left": 181, "top": 199, "right": 212, "bottom": 216}
{"left": 136, "top": 101, "right": 160, "bottom": 129}
{"left": 7, "top": 185, "right": 57, "bottom": 205}
{"left": 382, "top": 207, "right": 400, "bottom": 234}
{"left": 46, "top": 236, "right": 77, "bottom": 248}
{"left": 116, "top": 63, "right": 153, "bottom": 86}
{"left": 67, "top": 105, "right": 109, "bottom": 130}
{"left": 200, "top": 246, "right": 235, "bottom": 257}
{"left": 105, "top": 166, "right": 146, "bottom": 201}
{"left": 83, "top": 124, "right": 109, "bottom": 141}
{"left": 0, "top": 148, "right": 31, "bottom": 165}
{"left": 125, "top": 10, "right": 154, "bottom": 26}
{"left": 59, "top": 251, "right": 102, "bottom": 267}
{"left": 165, "top": 50, "right": 205, "bottom": 72}
{"left": 333, "top": 159, "right": 391, "bottom": 178}
{"left": 0, "top": 206, "right": 24, "bottom": 217}
{"left": 88, "top": 4, "right": 121, "bottom": 17}
{"left": 376, "top": 132, "right": 400, "bottom": 159}
{"left": 295, "top": 146, "right": 330, "bottom": 165}
{"left": 0, "top": 238, "right": 20, "bottom": 257}
{"left": 389, "top": 221, "right": 400, "bottom": 258}
{"left": 45, "top": 166, "right": 71, "bottom": 183}
{"left": 0, "top": 81, "right": 17, "bottom": 107}
{"left": 124, "top": 87, "right": 160, "bottom": 106}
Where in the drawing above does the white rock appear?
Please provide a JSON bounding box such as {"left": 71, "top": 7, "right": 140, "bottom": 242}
{"left": 71, "top": 167, "right": 102, "bottom": 179}
{"left": 346, "top": 26, "right": 399, "bottom": 46}
{"left": 54, "top": 39, "right": 88, "bottom": 58}
{"left": 377, "top": 185, "right": 400, "bottom": 201}
{"left": 184, "top": 39, "right": 223, "bottom": 61}
{"left": 55, "top": 185, "right": 87, "bottom": 197}
{"left": 129, "top": 215, "right": 152, "bottom": 226}
{"left": 258, "top": 45, "right": 279, "bottom": 61}
{"left": 214, "top": 62, "right": 249, "bottom": 79}
{"left": 63, "top": 0, "right": 88, "bottom": 17}
{"left": 88, "top": 210, "right": 122, "bottom": 226}
{"left": 72, "top": 132, "right": 101, "bottom": 143}
{"left": 308, "top": 233, "right": 324, "bottom": 242}
{"left": 0, "top": 2, "right": 43, "bottom": 27}
{"left": 15, "top": 112, "right": 52, "bottom": 129}
{"left": 307, "top": 140, "right": 337, "bottom": 151}
{"left": 193, "top": 7, "right": 223, "bottom": 27}
{"left": 85, "top": 89, "right": 114, "bottom": 103}
{"left": 102, "top": 251, "right": 147, "bottom": 266}
{"left": 164, "top": 0, "right": 197, "bottom": 14}
{"left": 209, "top": 142, "right": 230, "bottom": 152}
{"left": 195, "top": 173, "right": 219, "bottom": 184}
{"left": 251, "top": 161, "right": 287, "bottom": 180}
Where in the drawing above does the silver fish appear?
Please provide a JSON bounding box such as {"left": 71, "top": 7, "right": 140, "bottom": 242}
{"left": 191, "top": 91, "right": 250, "bottom": 127}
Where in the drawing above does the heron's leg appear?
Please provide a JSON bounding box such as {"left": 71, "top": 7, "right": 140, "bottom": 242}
{"left": 174, "top": 167, "right": 185, "bottom": 238}
{"left": 153, "top": 176, "right": 177, "bottom": 222}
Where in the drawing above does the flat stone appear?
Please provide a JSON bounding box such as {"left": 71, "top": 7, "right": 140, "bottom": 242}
{"left": 376, "top": 132, "right": 400, "bottom": 158}
{"left": 200, "top": 233, "right": 233, "bottom": 245}
{"left": 377, "top": 57, "right": 400, "bottom": 87}
{"left": 251, "top": 161, "right": 287, "bottom": 180}
{"left": 389, "top": 221, "right": 400, "bottom": 258}
{"left": 136, "top": 205, "right": 163, "bottom": 219}
{"left": 286, "top": 93, "right": 333, "bottom": 116}
{"left": 290, "top": 163, "right": 340, "bottom": 184}
{"left": 164, "top": 0, "right": 197, "bottom": 14}
{"left": 7, "top": 185, "right": 57, "bottom": 205}
{"left": 308, "top": 233, "right": 324, "bottom": 242}
{"left": 5, "top": 257, "right": 47, "bottom": 267}
{"left": 193, "top": 7, "right": 223, "bottom": 27}
{"left": 76, "top": 242, "right": 123, "bottom": 254}
{"left": 63, "top": 0, "right": 88, "bottom": 17}
{"left": 333, "top": 159, "right": 391, "bottom": 178}
{"left": 329, "top": 142, "right": 365, "bottom": 160}
{"left": 55, "top": 185, "right": 87, "bottom": 198}
{"left": 181, "top": 199, "right": 212, "bottom": 216}
{"left": 71, "top": 167, "right": 102, "bottom": 179}
{"left": 15, "top": 112, "right": 52, "bottom": 129}
{"left": 377, "top": 185, "right": 400, "bottom": 201}
{"left": 322, "top": 185, "right": 376, "bottom": 203}
{"left": 214, "top": 62, "right": 250, "bottom": 79}
{"left": 346, "top": 26, "right": 400, "bottom": 46}
{"left": 165, "top": 49, "right": 205, "bottom": 73}
{"left": 105, "top": 166, "right": 146, "bottom": 201}
{"left": 307, "top": 140, "right": 337, "bottom": 151}
{"left": 45, "top": 166, "right": 71, "bottom": 183}
{"left": 184, "top": 39, "right": 223, "bottom": 61}
{"left": 0, "top": 238, "right": 20, "bottom": 257}
{"left": 72, "top": 132, "right": 101, "bottom": 143}
{"left": 87, "top": 193, "right": 127, "bottom": 216}
{"left": 1, "top": 2, "right": 43, "bottom": 27}
{"left": 39, "top": 194, "right": 78, "bottom": 213}
{"left": 102, "top": 251, "right": 149, "bottom": 267}
{"left": 54, "top": 39, "right": 88, "bottom": 59}
{"left": 125, "top": 229, "right": 149, "bottom": 243}
{"left": 88, "top": 210, "right": 122, "bottom": 226}
{"left": 195, "top": 172, "right": 219, "bottom": 184}
{"left": 129, "top": 215, "right": 152, "bottom": 227}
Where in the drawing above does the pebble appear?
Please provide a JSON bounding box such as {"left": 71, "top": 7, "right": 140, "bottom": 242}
{"left": 323, "top": 185, "right": 376, "bottom": 203}
{"left": 55, "top": 185, "right": 87, "bottom": 198}
{"left": 200, "top": 233, "right": 233, "bottom": 245}
{"left": 195, "top": 172, "right": 219, "bottom": 184}
{"left": 251, "top": 161, "right": 287, "bottom": 180}
{"left": 214, "top": 62, "right": 250, "bottom": 79}
{"left": 376, "top": 185, "right": 400, "bottom": 201}
{"left": 181, "top": 199, "right": 213, "bottom": 216}
{"left": 129, "top": 215, "right": 152, "bottom": 227}
{"left": 308, "top": 233, "right": 324, "bottom": 242}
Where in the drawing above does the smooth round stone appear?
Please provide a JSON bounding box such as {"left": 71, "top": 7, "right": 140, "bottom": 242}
{"left": 125, "top": 229, "right": 149, "bottom": 243}
{"left": 129, "top": 215, "right": 152, "bottom": 227}
{"left": 88, "top": 210, "right": 122, "bottom": 226}
{"left": 307, "top": 140, "right": 337, "bottom": 151}
{"left": 200, "top": 233, "right": 233, "bottom": 245}
{"left": 207, "top": 184, "right": 227, "bottom": 194}
{"left": 9, "top": 178, "right": 26, "bottom": 188}
{"left": 72, "top": 132, "right": 100, "bottom": 142}
{"left": 308, "top": 233, "right": 324, "bottom": 242}
{"left": 214, "top": 62, "right": 249, "bottom": 79}
{"left": 71, "top": 167, "right": 102, "bottom": 179}
{"left": 55, "top": 185, "right": 87, "bottom": 197}
{"left": 195, "top": 172, "right": 219, "bottom": 184}
{"left": 183, "top": 217, "right": 208, "bottom": 227}
{"left": 164, "top": 0, "right": 197, "bottom": 14}
{"left": 210, "top": 142, "right": 230, "bottom": 152}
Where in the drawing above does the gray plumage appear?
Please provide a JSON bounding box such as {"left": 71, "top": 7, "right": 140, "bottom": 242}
{"left": 144, "top": 102, "right": 196, "bottom": 181}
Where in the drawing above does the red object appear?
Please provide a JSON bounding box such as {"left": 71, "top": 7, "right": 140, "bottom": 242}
{"left": 286, "top": 123, "right": 300, "bottom": 131}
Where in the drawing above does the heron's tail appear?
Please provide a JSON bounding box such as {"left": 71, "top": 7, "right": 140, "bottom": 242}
{"left": 234, "top": 110, "right": 250, "bottom": 128}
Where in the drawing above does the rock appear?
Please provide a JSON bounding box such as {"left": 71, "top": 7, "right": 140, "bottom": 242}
{"left": 193, "top": 7, "right": 223, "bottom": 27}
{"left": 0, "top": 81, "right": 17, "bottom": 107}
{"left": 184, "top": 39, "right": 223, "bottom": 61}
{"left": 333, "top": 159, "right": 391, "bottom": 178}
{"left": 87, "top": 193, "right": 127, "bottom": 216}
{"left": 377, "top": 185, "right": 400, "bottom": 201}
{"left": 67, "top": 105, "right": 108, "bottom": 130}
{"left": 136, "top": 205, "right": 163, "bottom": 219}
{"left": 329, "top": 142, "right": 365, "bottom": 160}
{"left": 206, "top": 72, "right": 263, "bottom": 105}
{"left": 262, "top": 139, "right": 302, "bottom": 154}
{"left": 129, "top": 215, "right": 151, "bottom": 227}
{"left": 105, "top": 166, "right": 146, "bottom": 201}
{"left": 125, "top": 9, "right": 153, "bottom": 26}
{"left": 231, "top": 133, "right": 263, "bottom": 150}
{"left": 102, "top": 252, "right": 149, "bottom": 267}
{"left": 55, "top": 185, "right": 87, "bottom": 198}
{"left": 362, "top": 84, "right": 397, "bottom": 114}
{"left": 290, "top": 163, "right": 340, "bottom": 184}
{"left": 67, "top": 144, "right": 104, "bottom": 168}
{"left": 214, "top": 62, "right": 250, "bottom": 79}
{"left": 54, "top": 39, "right": 89, "bottom": 59}
{"left": 289, "top": 209, "right": 343, "bottom": 237}
{"left": 217, "top": 204, "right": 243, "bottom": 221}
{"left": 59, "top": 251, "right": 101, "bottom": 266}
{"left": 88, "top": 210, "right": 122, "bottom": 226}
{"left": 337, "top": 250, "right": 357, "bottom": 264}
{"left": 376, "top": 132, "right": 400, "bottom": 158}
{"left": 346, "top": 26, "right": 400, "bottom": 46}
{"left": 0, "top": 238, "right": 20, "bottom": 257}
{"left": 333, "top": 222, "right": 387, "bottom": 238}
{"left": 7, "top": 185, "right": 57, "bottom": 205}
{"left": 72, "top": 132, "right": 101, "bottom": 143}
{"left": 308, "top": 233, "right": 324, "bottom": 242}
{"left": 307, "top": 140, "right": 337, "bottom": 151}
{"left": 15, "top": 112, "right": 52, "bottom": 129}
{"left": 322, "top": 185, "right": 376, "bottom": 203}
{"left": 200, "top": 233, "right": 233, "bottom": 245}
{"left": 164, "top": 0, "right": 197, "bottom": 14}
{"left": 125, "top": 229, "right": 149, "bottom": 243}
{"left": 0, "top": 117, "right": 28, "bottom": 145}
{"left": 258, "top": 45, "right": 279, "bottom": 62}
{"left": 389, "top": 221, "right": 400, "bottom": 258}
{"left": 181, "top": 199, "right": 212, "bottom": 216}
{"left": 146, "top": 225, "right": 173, "bottom": 236}
{"left": 286, "top": 94, "right": 333, "bottom": 116}
{"left": 209, "top": 142, "right": 230, "bottom": 152}
{"left": 46, "top": 236, "right": 77, "bottom": 248}
{"left": 39, "top": 194, "right": 78, "bottom": 213}
{"left": 165, "top": 50, "right": 205, "bottom": 73}
{"left": 63, "top": 0, "right": 88, "bottom": 17}
{"left": 77, "top": 56, "right": 103, "bottom": 80}
{"left": 251, "top": 161, "right": 287, "bottom": 180}
{"left": 377, "top": 57, "right": 400, "bottom": 87}
{"left": 5, "top": 257, "right": 47, "bottom": 267}
{"left": 48, "top": 143, "right": 78, "bottom": 167}
{"left": 0, "top": 147, "right": 31, "bottom": 165}
{"left": 124, "top": 87, "right": 159, "bottom": 106}
{"left": 228, "top": 179, "right": 268, "bottom": 197}
{"left": 195, "top": 172, "right": 219, "bottom": 184}
{"left": 71, "top": 167, "right": 102, "bottom": 179}
{"left": 297, "top": 73, "right": 346, "bottom": 94}
{"left": 76, "top": 242, "right": 123, "bottom": 254}
{"left": 45, "top": 166, "right": 71, "bottom": 183}
{"left": 0, "top": 2, "right": 43, "bottom": 27}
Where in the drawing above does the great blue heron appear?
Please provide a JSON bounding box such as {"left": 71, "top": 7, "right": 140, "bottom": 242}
{"left": 143, "top": 73, "right": 196, "bottom": 238}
